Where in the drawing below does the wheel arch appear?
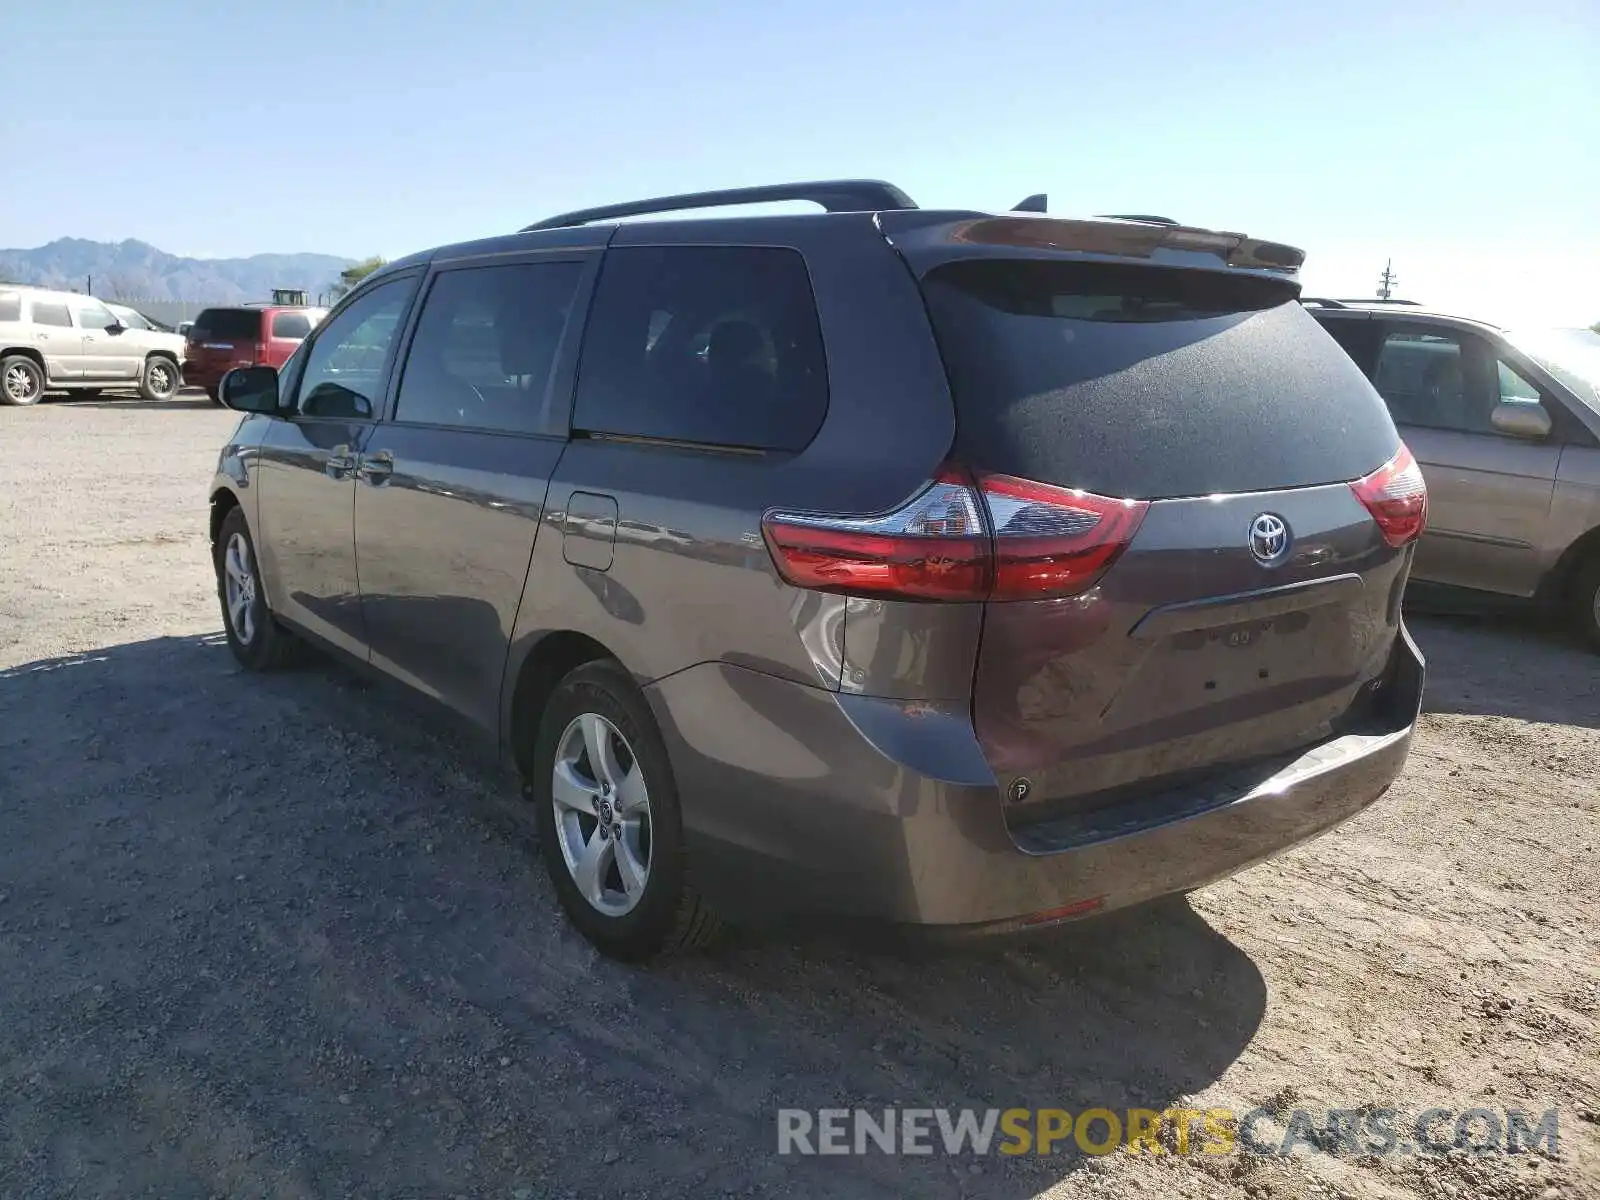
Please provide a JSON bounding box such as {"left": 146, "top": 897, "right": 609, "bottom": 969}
{"left": 505, "top": 630, "right": 619, "bottom": 778}
{"left": 209, "top": 486, "right": 242, "bottom": 548}
{"left": 1, "top": 346, "right": 47, "bottom": 382}
{"left": 1538, "top": 523, "right": 1600, "bottom": 612}
{"left": 1, "top": 346, "right": 45, "bottom": 370}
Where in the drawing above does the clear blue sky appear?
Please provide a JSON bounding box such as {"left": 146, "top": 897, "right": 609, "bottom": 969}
{"left": 3, "top": 0, "right": 1595, "bottom": 324}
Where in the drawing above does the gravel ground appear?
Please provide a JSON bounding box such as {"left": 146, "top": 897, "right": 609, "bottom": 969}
{"left": 1, "top": 395, "right": 1596, "bottom": 1199}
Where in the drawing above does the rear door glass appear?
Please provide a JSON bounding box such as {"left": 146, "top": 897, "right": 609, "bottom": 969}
{"left": 573, "top": 246, "right": 828, "bottom": 451}
{"left": 921, "top": 260, "right": 1397, "bottom": 499}
{"left": 1373, "top": 330, "right": 1496, "bottom": 433}
{"left": 31, "top": 302, "right": 72, "bottom": 327}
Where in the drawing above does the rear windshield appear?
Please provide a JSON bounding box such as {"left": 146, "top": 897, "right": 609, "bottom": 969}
{"left": 191, "top": 308, "right": 262, "bottom": 340}
{"left": 921, "top": 260, "right": 1397, "bottom": 499}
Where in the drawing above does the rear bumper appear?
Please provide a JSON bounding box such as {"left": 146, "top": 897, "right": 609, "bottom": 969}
{"left": 647, "top": 626, "right": 1423, "bottom": 933}
{"left": 181, "top": 361, "right": 232, "bottom": 387}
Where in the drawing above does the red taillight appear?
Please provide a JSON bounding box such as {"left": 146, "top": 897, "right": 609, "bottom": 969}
{"left": 1351, "top": 444, "right": 1427, "bottom": 548}
{"left": 980, "top": 473, "right": 1150, "bottom": 600}
{"left": 761, "top": 469, "right": 991, "bottom": 600}
{"left": 761, "top": 466, "right": 1149, "bottom": 602}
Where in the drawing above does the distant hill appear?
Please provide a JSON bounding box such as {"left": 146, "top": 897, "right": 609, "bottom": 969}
{"left": 0, "top": 238, "right": 354, "bottom": 305}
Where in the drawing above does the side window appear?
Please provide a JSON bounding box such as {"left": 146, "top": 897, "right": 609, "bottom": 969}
{"left": 290, "top": 277, "right": 416, "bottom": 419}
{"left": 393, "top": 261, "right": 582, "bottom": 434}
{"left": 271, "top": 311, "right": 313, "bottom": 339}
{"left": 76, "top": 302, "right": 117, "bottom": 330}
{"left": 31, "top": 301, "right": 72, "bottom": 328}
{"left": 0, "top": 293, "right": 24, "bottom": 322}
{"left": 573, "top": 246, "right": 829, "bottom": 451}
{"left": 1318, "top": 317, "right": 1382, "bottom": 374}
{"left": 1373, "top": 329, "right": 1496, "bottom": 434}
{"left": 1497, "top": 359, "right": 1542, "bottom": 405}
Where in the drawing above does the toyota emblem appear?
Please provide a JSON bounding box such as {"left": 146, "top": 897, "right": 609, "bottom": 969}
{"left": 1248, "top": 513, "right": 1290, "bottom": 565}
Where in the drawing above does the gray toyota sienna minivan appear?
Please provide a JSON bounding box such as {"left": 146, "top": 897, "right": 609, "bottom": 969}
{"left": 209, "top": 180, "right": 1427, "bottom": 959}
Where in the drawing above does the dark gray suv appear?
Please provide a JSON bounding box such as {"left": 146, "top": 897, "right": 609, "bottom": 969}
{"left": 208, "top": 180, "right": 1427, "bottom": 959}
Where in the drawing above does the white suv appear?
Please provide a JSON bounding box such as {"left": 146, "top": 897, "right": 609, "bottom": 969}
{"left": 0, "top": 285, "right": 185, "bottom": 405}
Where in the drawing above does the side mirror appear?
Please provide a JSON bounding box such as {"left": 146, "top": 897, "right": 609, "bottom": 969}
{"left": 220, "top": 365, "right": 281, "bottom": 414}
{"left": 105, "top": 322, "right": 125, "bottom": 335}
{"left": 1489, "top": 401, "right": 1551, "bottom": 440}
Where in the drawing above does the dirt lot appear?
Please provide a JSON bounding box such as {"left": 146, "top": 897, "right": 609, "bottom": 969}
{"left": 1, "top": 394, "right": 1596, "bottom": 1199}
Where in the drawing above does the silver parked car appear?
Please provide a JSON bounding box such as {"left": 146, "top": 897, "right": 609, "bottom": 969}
{"left": 0, "top": 284, "right": 185, "bottom": 404}
{"left": 208, "top": 180, "right": 1426, "bottom": 960}
{"left": 1311, "top": 300, "right": 1600, "bottom": 649}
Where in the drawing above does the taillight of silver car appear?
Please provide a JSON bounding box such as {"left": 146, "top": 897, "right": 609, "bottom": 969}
{"left": 761, "top": 465, "right": 1149, "bottom": 602}
{"left": 1349, "top": 444, "right": 1428, "bottom": 548}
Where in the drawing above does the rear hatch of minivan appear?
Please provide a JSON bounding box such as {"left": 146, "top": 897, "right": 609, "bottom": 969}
{"left": 888, "top": 216, "right": 1422, "bottom": 828}
{"left": 186, "top": 308, "right": 265, "bottom": 378}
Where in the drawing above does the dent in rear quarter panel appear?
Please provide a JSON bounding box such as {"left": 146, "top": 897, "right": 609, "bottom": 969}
{"left": 641, "top": 660, "right": 1009, "bottom": 924}
{"left": 840, "top": 596, "right": 985, "bottom": 699}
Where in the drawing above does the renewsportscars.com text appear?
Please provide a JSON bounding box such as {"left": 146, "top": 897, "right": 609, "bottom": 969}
{"left": 776, "top": 1106, "right": 1562, "bottom": 1159}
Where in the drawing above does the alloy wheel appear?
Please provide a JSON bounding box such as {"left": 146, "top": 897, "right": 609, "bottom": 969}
{"left": 4, "top": 363, "right": 38, "bottom": 403}
{"left": 551, "top": 713, "right": 653, "bottom": 917}
{"left": 223, "top": 532, "right": 258, "bottom": 645}
{"left": 147, "top": 361, "right": 174, "bottom": 396}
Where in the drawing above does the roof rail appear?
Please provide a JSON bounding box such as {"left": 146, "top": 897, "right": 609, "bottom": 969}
{"left": 1097, "top": 213, "right": 1180, "bottom": 225}
{"left": 521, "top": 179, "right": 917, "bottom": 232}
{"left": 1303, "top": 297, "right": 1421, "bottom": 308}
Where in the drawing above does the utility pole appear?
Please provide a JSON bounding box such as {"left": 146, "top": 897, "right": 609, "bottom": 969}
{"left": 1377, "top": 259, "right": 1398, "bottom": 301}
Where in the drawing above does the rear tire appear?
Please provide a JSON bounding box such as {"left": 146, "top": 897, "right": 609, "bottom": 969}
{"left": 139, "top": 356, "right": 181, "bottom": 402}
{"left": 530, "top": 660, "right": 723, "bottom": 960}
{"left": 1, "top": 355, "right": 44, "bottom": 406}
{"left": 214, "top": 506, "right": 300, "bottom": 670}
{"left": 207, "top": 386, "right": 223, "bottom": 406}
{"left": 1573, "top": 555, "right": 1600, "bottom": 654}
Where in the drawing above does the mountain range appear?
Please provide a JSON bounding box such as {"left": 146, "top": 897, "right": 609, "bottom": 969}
{"left": 0, "top": 238, "right": 355, "bottom": 305}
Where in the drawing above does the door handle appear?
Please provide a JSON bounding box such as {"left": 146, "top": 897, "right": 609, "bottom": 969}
{"left": 356, "top": 449, "right": 394, "bottom": 486}
{"left": 324, "top": 444, "right": 357, "bottom": 479}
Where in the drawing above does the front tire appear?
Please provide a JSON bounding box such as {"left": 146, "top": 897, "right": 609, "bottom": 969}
{"left": 139, "top": 356, "right": 181, "bottom": 402}
{"left": 530, "top": 660, "right": 723, "bottom": 960}
{"left": 214, "top": 507, "right": 299, "bottom": 670}
{"left": 1, "top": 355, "right": 44, "bottom": 406}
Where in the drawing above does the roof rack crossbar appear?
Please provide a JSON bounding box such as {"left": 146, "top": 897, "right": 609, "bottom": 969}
{"left": 522, "top": 179, "right": 917, "bottom": 232}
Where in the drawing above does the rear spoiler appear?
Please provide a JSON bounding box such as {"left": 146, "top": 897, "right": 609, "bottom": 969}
{"left": 879, "top": 211, "right": 1305, "bottom": 279}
